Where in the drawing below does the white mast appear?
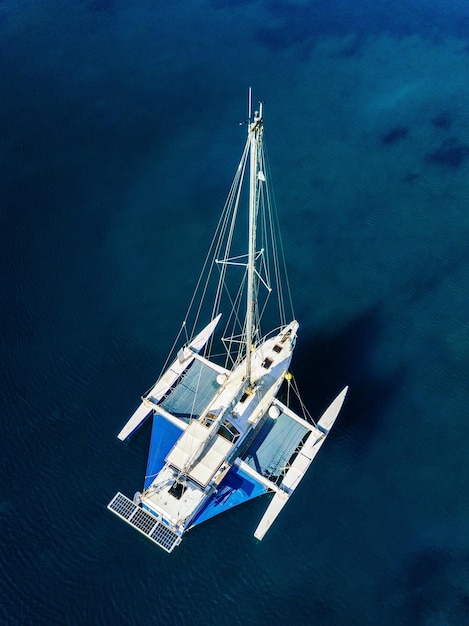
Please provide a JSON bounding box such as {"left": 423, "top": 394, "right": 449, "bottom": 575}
{"left": 246, "top": 98, "right": 263, "bottom": 384}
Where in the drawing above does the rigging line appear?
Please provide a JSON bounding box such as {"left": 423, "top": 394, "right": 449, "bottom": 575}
{"left": 189, "top": 197, "right": 232, "bottom": 338}
{"left": 261, "top": 143, "right": 286, "bottom": 325}
{"left": 257, "top": 167, "right": 271, "bottom": 268}
{"left": 264, "top": 196, "right": 283, "bottom": 323}
{"left": 145, "top": 321, "right": 187, "bottom": 395}
{"left": 183, "top": 138, "right": 250, "bottom": 341}
{"left": 222, "top": 271, "right": 248, "bottom": 366}
{"left": 214, "top": 141, "right": 249, "bottom": 293}
{"left": 263, "top": 142, "right": 286, "bottom": 324}
{"left": 182, "top": 213, "right": 225, "bottom": 341}
{"left": 289, "top": 374, "right": 316, "bottom": 425}
{"left": 214, "top": 175, "right": 250, "bottom": 357}
{"left": 251, "top": 234, "right": 272, "bottom": 332}
{"left": 211, "top": 155, "right": 246, "bottom": 323}
{"left": 269, "top": 216, "right": 285, "bottom": 325}
{"left": 191, "top": 137, "right": 250, "bottom": 342}
{"left": 254, "top": 262, "right": 272, "bottom": 293}
{"left": 187, "top": 358, "right": 208, "bottom": 433}
{"left": 218, "top": 250, "right": 253, "bottom": 262}
{"left": 217, "top": 249, "right": 265, "bottom": 266}
{"left": 257, "top": 288, "right": 273, "bottom": 329}
{"left": 224, "top": 270, "right": 247, "bottom": 333}
{"left": 145, "top": 417, "right": 167, "bottom": 482}
{"left": 206, "top": 196, "right": 239, "bottom": 356}
{"left": 262, "top": 141, "right": 294, "bottom": 322}
{"left": 256, "top": 140, "right": 288, "bottom": 329}
{"left": 259, "top": 198, "right": 272, "bottom": 293}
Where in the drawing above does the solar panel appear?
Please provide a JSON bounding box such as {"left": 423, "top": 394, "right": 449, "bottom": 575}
{"left": 107, "top": 492, "right": 182, "bottom": 553}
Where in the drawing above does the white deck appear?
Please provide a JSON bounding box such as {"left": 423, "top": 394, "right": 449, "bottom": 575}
{"left": 137, "top": 325, "right": 299, "bottom": 530}
{"left": 141, "top": 467, "right": 207, "bottom": 526}
{"left": 166, "top": 421, "right": 232, "bottom": 487}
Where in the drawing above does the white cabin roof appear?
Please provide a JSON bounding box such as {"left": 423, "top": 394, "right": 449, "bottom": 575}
{"left": 166, "top": 420, "right": 232, "bottom": 487}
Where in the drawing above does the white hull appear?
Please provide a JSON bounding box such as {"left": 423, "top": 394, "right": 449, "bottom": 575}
{"left": 108, "top": 96, "right": 348, "bottom": 553}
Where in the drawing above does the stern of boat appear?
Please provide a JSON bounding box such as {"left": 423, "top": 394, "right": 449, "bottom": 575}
{"left": 107, "top": 492, "right": 183, "bottom": 553}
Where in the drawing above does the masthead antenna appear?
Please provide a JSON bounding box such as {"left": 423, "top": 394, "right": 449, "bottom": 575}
{"left": 248, "top": 87, "right": 252, "bottom": 122}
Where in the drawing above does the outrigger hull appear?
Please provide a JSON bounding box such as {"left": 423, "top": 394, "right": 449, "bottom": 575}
{"left": 253, "top": 386, "right": 348, "bottom": 540}
{"left": 117, "top": 315, "right": 222, "bottom": 441}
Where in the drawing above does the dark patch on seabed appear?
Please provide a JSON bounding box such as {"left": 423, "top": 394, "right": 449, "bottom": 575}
{"left": 431, "top": 110, "right": 453, "bottom": 130}
{"left": 425, "top": 138, "right": 469, "bottom": 169}
{"left": 338, "top": 33, "right": 365, "bottom": 58}
{"left": 78, "top": 0, "right": 116, "bottom": 12}
{"left": 380, "top": 126, "right": 408, "bottom": 145}
{"left": 402, "top": 171, "right": 419, "bottom": 183}
{"left": 379, "top": 547, "right": 469, "bottom": 623}
{"left": 396, "top": 239, "right": 469, "bottom": 307}
{"left": 254, "top": 0, "right": 469, "bottom": 51}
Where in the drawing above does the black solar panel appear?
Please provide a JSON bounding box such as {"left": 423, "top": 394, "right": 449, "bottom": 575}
{"left": 107, "top": 492, "right": 182, "bottom": 553}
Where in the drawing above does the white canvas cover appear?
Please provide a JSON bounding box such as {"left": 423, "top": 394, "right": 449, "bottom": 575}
{"left": 166, "top": 421, "right": 232, "bottom": 487}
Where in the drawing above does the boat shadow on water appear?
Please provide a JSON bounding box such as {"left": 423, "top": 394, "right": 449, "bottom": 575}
{"left": 293, "top": 304, "right": 404, "bottom": 455}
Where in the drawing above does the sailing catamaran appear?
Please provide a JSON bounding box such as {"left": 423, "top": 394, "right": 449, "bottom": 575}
{"left": 108, "top": 93, "right": 348, "bottom": 553}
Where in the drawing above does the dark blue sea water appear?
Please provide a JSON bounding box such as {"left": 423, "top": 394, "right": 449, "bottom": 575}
{"left": 2, "top": 1, "right": 469, "bottom": 624}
